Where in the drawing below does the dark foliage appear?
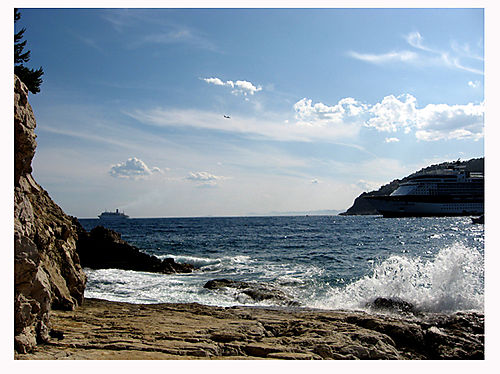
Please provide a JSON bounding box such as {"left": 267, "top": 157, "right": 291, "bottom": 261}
{"left": 14, "top": 9, "right": 43, "bottom": 94}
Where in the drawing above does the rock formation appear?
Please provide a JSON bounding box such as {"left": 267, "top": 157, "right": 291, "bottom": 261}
{"left": 14, "top": 75, "right": 87, "bottom": 353}
{"left": 75, "top": 224, "right": 194, "bottom": 274}
{"left": 204, "top": 278, "right": 299, "bottom": 306}
{"left": 15, "top": 298, "right": 484, "bottom": 360}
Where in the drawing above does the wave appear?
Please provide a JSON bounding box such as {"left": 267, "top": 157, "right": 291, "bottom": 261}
{"left": 312, "top": 242, "right": 484, "bottom": 313}
{"left": 157, "top": 253, "right": 253, "bottom": 272}
{"left": 84, "top": 241, "right": 483, "bottom": 314}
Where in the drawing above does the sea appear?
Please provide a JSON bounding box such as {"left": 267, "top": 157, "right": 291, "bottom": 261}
{"left": 78, "top": 215, "right": 484, "bottom": 314}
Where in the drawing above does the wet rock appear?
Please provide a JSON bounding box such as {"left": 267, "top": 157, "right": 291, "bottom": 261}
{"left": 204, "top": 279, "right": 248, "bottom": 290}
{"left": 204, "top": 278, "right": 299, "bottom": 306}
{"left": 75, "top": 224, "right": 194, "bottom": 274}
{"left": 366, "top": 297, "right": 418, "bottom": 315}
{"left": 15, "top": 298, "right": 484, "bottom": 360}
{"left": 420, "top": 312, "right": 484, "bottom": 359}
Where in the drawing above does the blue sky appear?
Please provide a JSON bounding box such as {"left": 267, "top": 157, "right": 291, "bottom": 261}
{"left": 12, "top": 6, "right": 485, "bottom": 218}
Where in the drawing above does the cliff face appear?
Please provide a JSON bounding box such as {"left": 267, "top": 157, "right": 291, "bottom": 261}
{"left": 341, "top": 158, "right": 484, "bottom": 215}
{"left": 14, "top": 75, "right": 87, "bottom": 353}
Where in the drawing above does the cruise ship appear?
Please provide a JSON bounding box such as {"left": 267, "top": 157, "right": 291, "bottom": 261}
{"left": 98, "top": 209, "right": 130, "bottom": 220}
{"left": 367, "top": 167, "right": 484, "bottom": 217}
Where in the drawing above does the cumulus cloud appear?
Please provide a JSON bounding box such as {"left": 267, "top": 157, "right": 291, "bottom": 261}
{"left": 365, "top": 94, "right": 483, "bottom": 141}
{"left": 366, "top": 94, "right": 417, "bottom": 132}
{"left": 185, "top": 171, "right": 227, "bottom": 187}
{"left": 293, "top": 97, "right": 368, "bottom": 126}
{"left": 385, "top": 137, "right": 400, "bottom": 143}
{"left": 128, "top": 93, "right": 483, "bottom": 143}
{"left": 414, "top": 102, "right": 484, "bottom": 141}
{"left": 109, "top": 157, "right": 162, "bottom": 179}
{"left": 203, "top": 77, "right": 262, "bottom": 96}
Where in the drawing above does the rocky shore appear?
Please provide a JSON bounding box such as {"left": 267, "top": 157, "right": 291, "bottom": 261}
{"left": 15, "top": 298, "right": 483, "bottom": 360}
{"left": 13, "top": 74, "right": 486, "bottom": 360}
{"left": 13, "top": 74, "right": 191, "bottom": 354}
{"left": 14, "top": 75, "right": 87, "bottom": 353}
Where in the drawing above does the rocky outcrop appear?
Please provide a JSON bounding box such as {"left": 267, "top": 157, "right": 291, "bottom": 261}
{"left": 204, "top": 278, "right": 299, "bottom": 306}
{"left": 14, "top": 75, "right": 87, "bottom": 353}
{"left": 15, "top": 298, "right": 484, "bottom": 360}
{"left": 366, "top": 297, "right": 419, "bottom": 316}
{"left": 75, "top": 224, "right": 194, "bottom": 274}
{"left": 341, "top": 158, "right": 484, "bottom": 215}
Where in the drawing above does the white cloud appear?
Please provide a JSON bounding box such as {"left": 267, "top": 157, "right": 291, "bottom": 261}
{"left": 366, "top": 94, "right": 417, "bottom": 132}
{"left": 232, "top": 80, "right": 262, "bottom": 96}
{"left": 349, "top": 31, "right": 483, "bottom": 75}
{"left": 127, "top": 106, "right": 362, "bottom": 142}
{"left": 405, "top": 31, "right": 434, "bottom": 53}
{"left": 365, "top": 94, "right": 483, "bottom": 141}
{"left": 347, "top": 50, "right": 418, "bottom": 64}
{"left": 468, "top": 80, "right": 481, "bottom": 88}
{"left": 203, "top": 77, "right": 262, "bottom": 96}
{"left": 385, "top": 137, "right": 400, "bottom": 143}
{"left": 128, "top": 92, "right": 483, "bottom": 143}
{"left": 414, "top": 102, "right": 484, "bottom": 141}
{"left": 185, "top": 171, "right": 227, "bottom": 187}
{"left": 203, "top": 77, "right": 226, "bottom": 86}
{"left": 451, "top": 41, "right": 484, "bottom": 62}
{"left": 293, "top": 97, "right": 368, "bottom": 127}
{"left": 109, "top": 157, "right": 162, "bottom": 179}
{"left": 355, "top": 179, "right": 383, "bottom": 192}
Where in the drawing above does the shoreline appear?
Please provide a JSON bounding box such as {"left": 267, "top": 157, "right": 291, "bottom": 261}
{"left": 15, "top": 298, "right": 484, "bottom": 360}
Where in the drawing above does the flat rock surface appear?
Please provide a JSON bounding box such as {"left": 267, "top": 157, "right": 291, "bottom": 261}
{"left": 15, "top": 298, "right": 483, "bottom": 360}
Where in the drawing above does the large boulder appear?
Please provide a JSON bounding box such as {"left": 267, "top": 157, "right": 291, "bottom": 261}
{"left": 14, "top": 75, "right": 87, "bottom": 353}
{"left": 204, "top": 278, "right": 299, "bottom": 306}
{"left": 75, "top": 224, "right": 194, "bottom": 274}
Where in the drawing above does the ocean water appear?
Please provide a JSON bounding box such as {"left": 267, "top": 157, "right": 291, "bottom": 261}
{"left": 78, "top": 215, "right": 484, "bottom": 314}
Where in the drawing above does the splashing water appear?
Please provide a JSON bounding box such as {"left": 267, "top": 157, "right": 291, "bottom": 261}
{"left": 81, "top": 216, "right": 484, "bottom": 313}
{"left": 314, "top": 242, "right": 483, "bottom": 313}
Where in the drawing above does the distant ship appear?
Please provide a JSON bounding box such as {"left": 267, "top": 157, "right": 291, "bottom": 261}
{"left": 367, "top": 166, "right": 484, "bottom": 217}
{"left": 98, "top": 209, "right": 130, "bottom": 220}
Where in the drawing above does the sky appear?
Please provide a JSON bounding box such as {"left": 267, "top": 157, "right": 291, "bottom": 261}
{"left": 11, "top": 5, "right": 486, "bottom": 218}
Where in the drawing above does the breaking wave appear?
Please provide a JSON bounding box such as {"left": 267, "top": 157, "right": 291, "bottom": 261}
{"left": 313, "top": 242, "right": 484, "bottom": 313}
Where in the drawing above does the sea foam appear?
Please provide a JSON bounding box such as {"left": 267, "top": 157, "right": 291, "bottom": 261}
{"left": 313, "top": 242, "right": 484, "bottom": 313}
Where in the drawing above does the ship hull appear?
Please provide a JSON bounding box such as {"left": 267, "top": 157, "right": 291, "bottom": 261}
{"left": 98, "top": 216, "right": 129, "bottom": 220}
{"left": 367, "top": 196, "right": 483, "bottom": 218}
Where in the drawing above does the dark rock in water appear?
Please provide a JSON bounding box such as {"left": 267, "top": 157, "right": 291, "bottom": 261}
{"left": 75, "top": 224, "right": 194, "bottom": 274}
{"left": 204, "top": 278, "right": 249, "bottom": 290}
{"left": 471, "top": 215, "right": 484, "bottom": 224}
{"left": 366, "top": 297, "right": 418, "bottom": 315}
{"left": 204, "top": 278, "right": 299, "bottom": 306}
